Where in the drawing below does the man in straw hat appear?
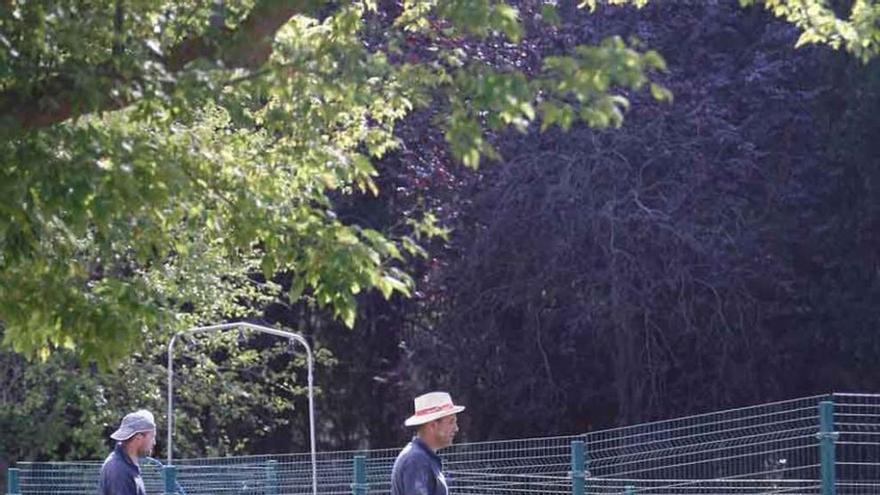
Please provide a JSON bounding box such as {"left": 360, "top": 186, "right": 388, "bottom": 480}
{"left": 391, "top": 392, "right": 465, "bottom": 495}
{"left": 99, "top": 409, "right": 157, "bottom": 495}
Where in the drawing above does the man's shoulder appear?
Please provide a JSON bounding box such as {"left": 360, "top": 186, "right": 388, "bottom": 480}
{"left": 394, "top": 442, "right": 433, "bottom": 469}
{"left": 101, "top": 451, "right": 131, "bottom": 476}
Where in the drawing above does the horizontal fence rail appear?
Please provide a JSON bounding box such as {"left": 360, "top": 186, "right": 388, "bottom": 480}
{"left": 8, "top": 393, "right": 879, "bottom": 495}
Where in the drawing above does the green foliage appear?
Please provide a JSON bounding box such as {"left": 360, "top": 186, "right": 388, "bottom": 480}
{"left": 443, "top": 33, "right": 667, "bottom": 168}
{"left": 0, "top": 348, "right": 114, "bottom": 463}
{"left": 740, "top": 0, "right": 880, "bottom": 62}
{"left": 167, "top": 330, "right": 336, "bottom": 456}
{"left": 579, "top": 0, "right": 651, "bottom": 11}
{"left": 2, "top": 0, "right": 879, "bottom": 467}
{"left": 0, "top": 324, "right": 330, "bottom": 463}
{"left": 0, "top": 0, "right": 667, "bottom": 364}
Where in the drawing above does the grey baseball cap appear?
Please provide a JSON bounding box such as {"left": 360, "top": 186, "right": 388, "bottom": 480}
{"left": 110, "top": 409, "right": 156, "bottom": 441}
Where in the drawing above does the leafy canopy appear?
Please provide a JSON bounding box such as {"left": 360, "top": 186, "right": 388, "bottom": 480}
{"left": 739, "top": 0, "right": 880, "bottom": 62}
{"left": 3, "top": 0, "right": 875, "bottom": 365}
{"left": 0, "top": 0, "right": 666, "bottom": 365}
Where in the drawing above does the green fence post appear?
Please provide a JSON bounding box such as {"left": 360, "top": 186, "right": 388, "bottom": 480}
{"left": 265, "top": 460, "right": 278, "bottom": 495}
{"left": 818, "top": 401, "right": 838, "bottom": 495}
{"left": 624, "top": 485, "right": 635, "bottom": 495}
{"left": 571, "top": 440, "right": 585, "bottom": 495}
{"left": 162, "top": 465, "right": 178, "bottom": 495}
{"left": 351, "top": 455, "right": 368, "bottom": 495}
{"left": 6, "top": 468, "right": 19, "bottom": 495}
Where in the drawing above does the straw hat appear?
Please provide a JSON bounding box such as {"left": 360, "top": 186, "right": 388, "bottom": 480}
{"left": 404, "top": 392, "right": 465, "bottom": 427}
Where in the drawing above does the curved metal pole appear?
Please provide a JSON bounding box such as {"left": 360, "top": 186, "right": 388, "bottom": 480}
{"left": 167, "top": 322, "right": 317, "bottom": 495}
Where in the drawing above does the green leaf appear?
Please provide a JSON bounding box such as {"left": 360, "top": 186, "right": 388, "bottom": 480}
{"left": 541, "top": 4, "right": 561, "bottom": 26}
{"left": 650, "top": 83, "right": 673, "bottom": 102}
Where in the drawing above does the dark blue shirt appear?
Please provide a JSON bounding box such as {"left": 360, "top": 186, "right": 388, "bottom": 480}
{"left": 391, "top": 437, "right": 448, "bottom": 495}
{"left": 99, "top": 444, "right": 147, "bottom": 495}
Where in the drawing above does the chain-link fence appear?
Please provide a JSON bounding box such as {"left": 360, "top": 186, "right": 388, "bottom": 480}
{"left": 7, "top": 393, "right": 879, "bottom": 495}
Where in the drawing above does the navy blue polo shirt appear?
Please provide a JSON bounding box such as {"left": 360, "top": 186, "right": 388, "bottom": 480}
{"left": 391, "top": 437, "right": 448, "bottom": 495}
{"left": 98, "top": 443, "right": 147, "bottom": 495}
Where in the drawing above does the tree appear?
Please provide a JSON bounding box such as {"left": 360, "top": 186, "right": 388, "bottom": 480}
{"left": 2, "top": 0, "right": 878, "bottom": 473}
{"left": 0, "top": 320, "right": 335, "bottom": 477}
{"left": 403, "top": 0, "right": 880, "bottom": 433}
{"left": 0, "top": 0, "right": 666, "bottom": 365}
{"left": 740, "top": 0, "right": 880, "bottom": 63}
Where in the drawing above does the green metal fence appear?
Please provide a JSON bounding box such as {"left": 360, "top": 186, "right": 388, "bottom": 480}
{"left": 835, "top": 394, "right": 880, "bottom": 494}
{"left": 7, "top": 393, "right": 879, "bottom": 495}
{"left": 585, "top": 395, "right": 827, "bottom": 494}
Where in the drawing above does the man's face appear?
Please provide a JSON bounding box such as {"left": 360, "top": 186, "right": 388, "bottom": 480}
{"left": 134, "top": 430, "right": 156, "bottom": 457}
{"left": 432, "top": 414, "right": 459, "bottom": 449}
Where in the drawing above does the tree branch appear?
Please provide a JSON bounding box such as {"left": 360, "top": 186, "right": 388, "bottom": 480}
{"left": 1, "top": 0, "right": 319, "bottom": 131}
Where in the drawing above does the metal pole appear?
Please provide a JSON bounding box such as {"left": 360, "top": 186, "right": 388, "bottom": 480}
{"left": 6, "top": 468, "right": 19, "bottom": 495}
{"left": 571, "top": 440, "right": 585, "bottom": 495}
{"left": 351, "top": 455, "right": 368, "bottom": 495}
{"left": 307, "top": 345, "right": 316, "bottom": 495}
{"left": 265, "top": 460, "right": 278, "bottom": 495}
{"left": 818, "top": 400, "right": 838, "bottom": 495}
{"left": 166, "top": 333, "right": 177, "bottom": 466}
{"left": 167, "top": 322, "right": 318, "bottom": 495}
{"left": 162, "top": 465, "right": 178, "bottom": 495}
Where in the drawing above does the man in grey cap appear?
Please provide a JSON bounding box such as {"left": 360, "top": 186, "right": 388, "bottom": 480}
{"left": 99, "top": 409, "right": 156, "bottom": 495}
